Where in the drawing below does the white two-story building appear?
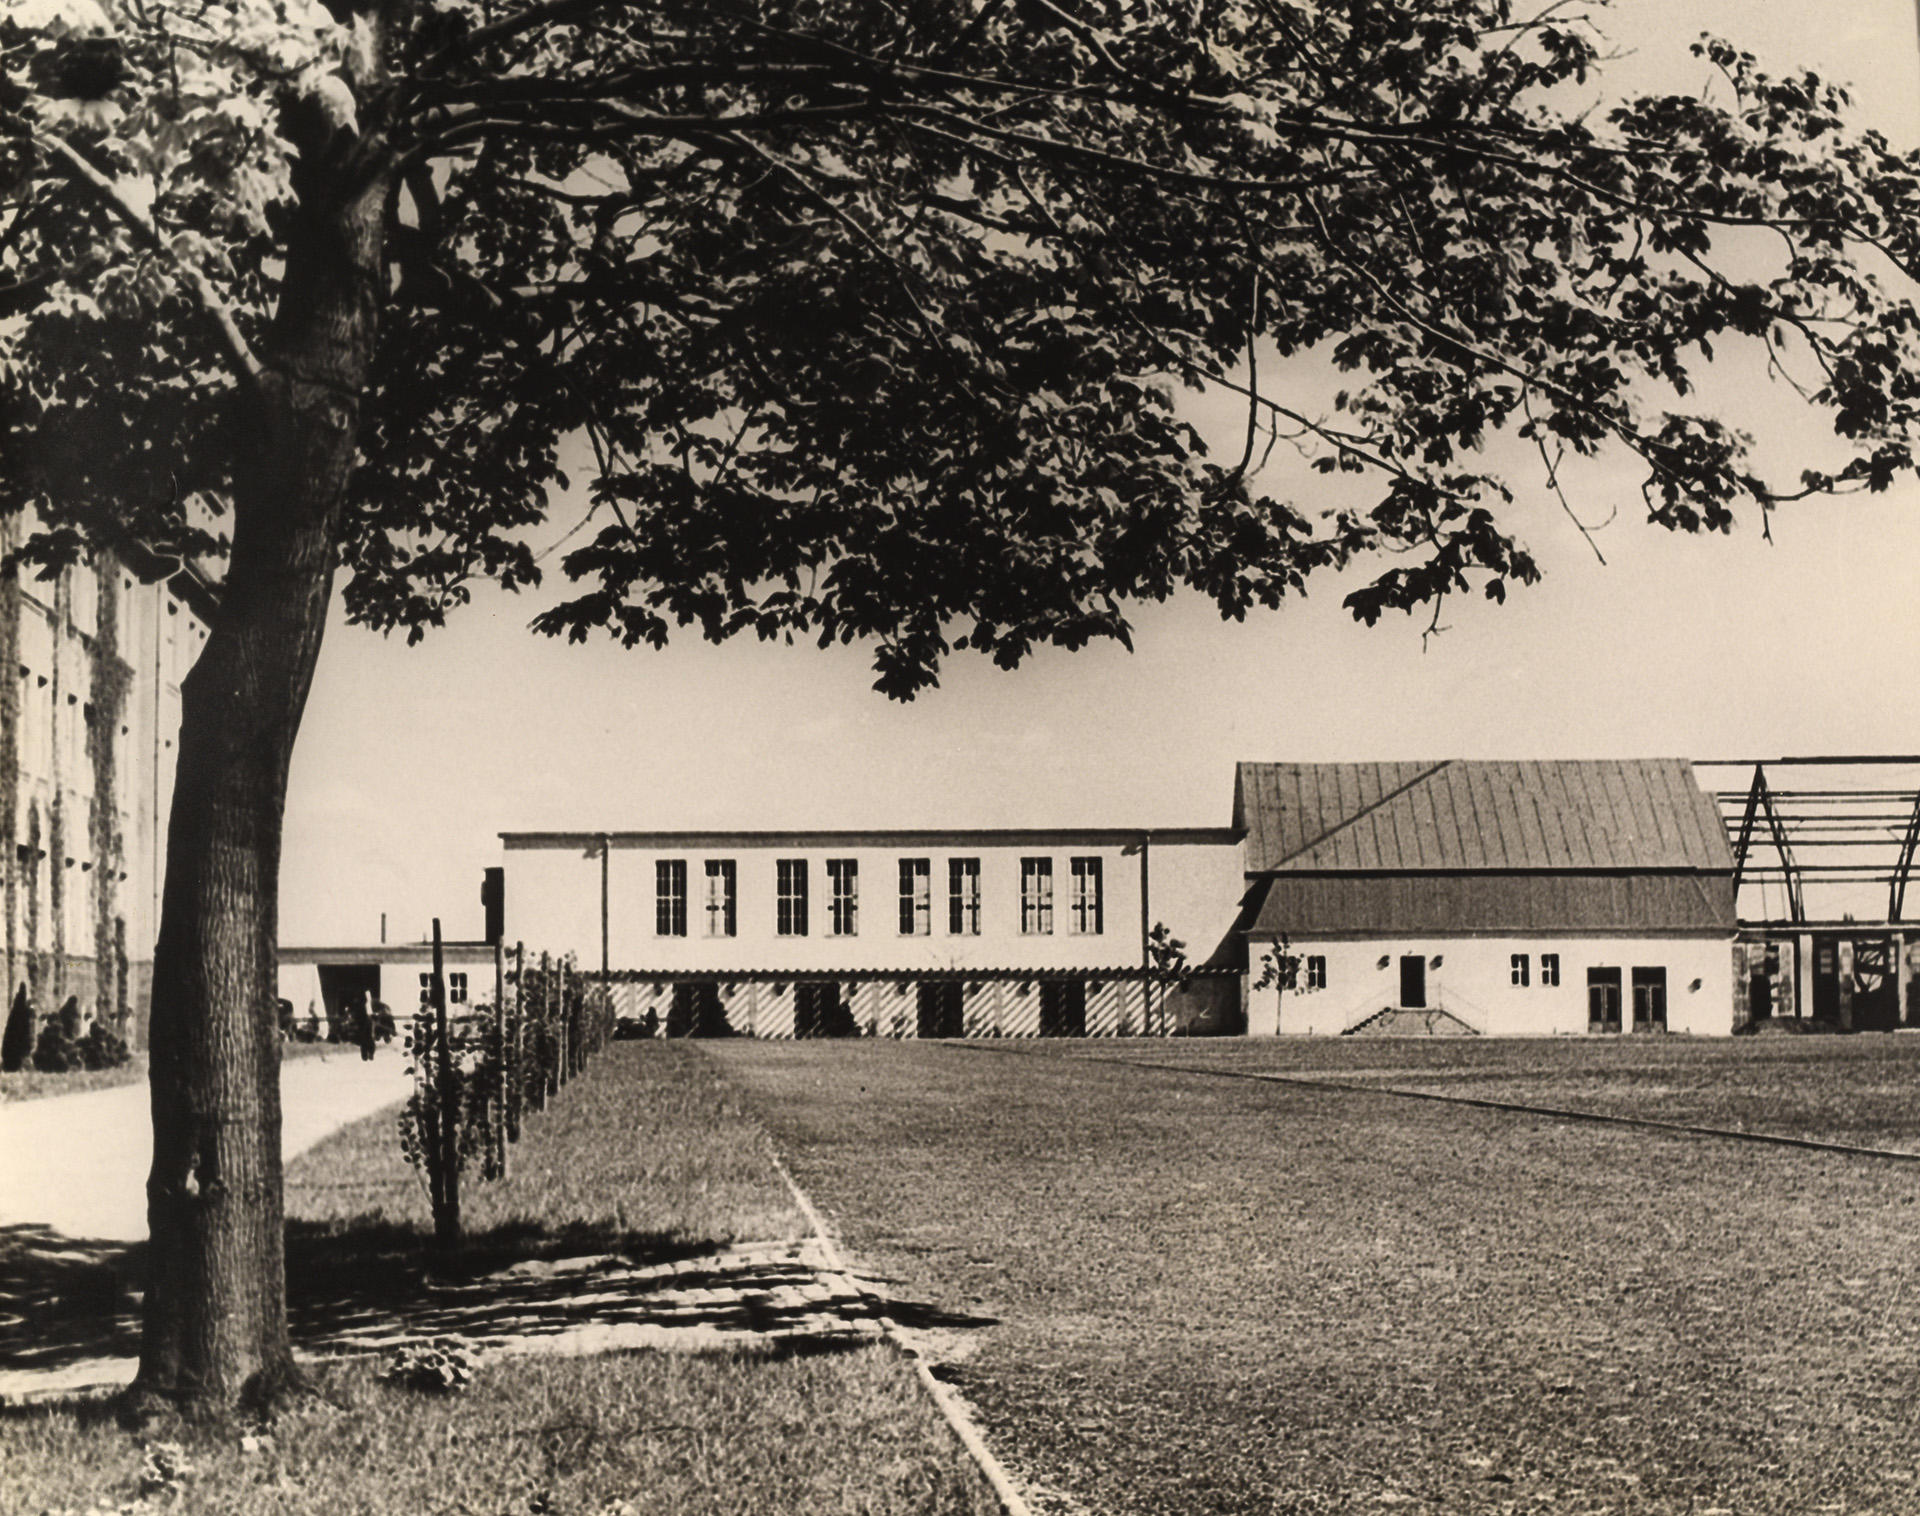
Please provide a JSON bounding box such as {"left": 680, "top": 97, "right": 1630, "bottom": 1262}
{"left": 499, "top": 827, "right": 1248, "bottom": 1037}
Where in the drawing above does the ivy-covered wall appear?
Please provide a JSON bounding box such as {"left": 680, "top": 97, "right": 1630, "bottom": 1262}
{"left": 0, "top": 514, "right": 17, "bottom": 1014}
{"left": 3, "top": 547, "right": 201, "bottom": 1040}
{"left": 46, "top": 572, "right": 67, "bottom": 1003}
{"left": 88, "top": 562, "right": 133, "bottom": 1031}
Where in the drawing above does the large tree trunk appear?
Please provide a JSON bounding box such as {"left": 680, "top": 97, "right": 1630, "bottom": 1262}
{"left": 133, "top": 162, "right": 386, "bottom": 1414}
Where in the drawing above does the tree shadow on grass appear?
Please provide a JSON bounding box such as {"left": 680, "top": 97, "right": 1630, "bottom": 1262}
{"left": 0, "top": 1224, "right": 143, "bottom": 1378}
{"left": 287, "top": 1214, "right": 998, "bottom": 1361}
{"left": 0, "top": 1217, "right": 999, "bottom": 1390}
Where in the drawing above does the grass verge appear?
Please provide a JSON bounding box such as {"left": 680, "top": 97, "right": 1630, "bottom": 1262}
{"left": 0, "top": 1058, "right": 146, "bottom": 1104}
{"left": 285, "top": 1039, "right": 805, "bottom": 1252}
{"left": 0, "top": 1038, "right": 339, "bottom": 1105}
{"left": 2, "top": 1347, "right": 996, "bottom": 1515}
{"left": 710, "top": 1038, "right": 1920, "bottom": 1516}
{"left": 3, "top": 1042, "right": 995, "bottom": 1516}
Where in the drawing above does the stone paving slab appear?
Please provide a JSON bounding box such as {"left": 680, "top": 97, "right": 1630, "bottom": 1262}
{"left": 0, "top": 1237, "right": 884, "bottom": 1405}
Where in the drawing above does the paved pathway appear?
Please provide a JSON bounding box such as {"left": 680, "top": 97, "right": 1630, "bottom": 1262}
{"left": 0, "top": 1050, "right": 413, "bottom": 1243}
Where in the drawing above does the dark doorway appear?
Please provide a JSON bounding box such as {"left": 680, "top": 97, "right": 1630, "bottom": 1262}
{"left": 794, "top": 981, "right": 855, "bottom": 1038}
{"left": 315, "top": 964, "right": 380, "bottom": 1043}
{"left": 1398, "top": 955, "right": 1427, "bottom": 1009}
{"left": 1812, "top": 937, "right": 1841, "bottom": 1023}
{"left": 667, "top": 980, "right": 732, "bottom": 1038}
{"left": 1812, "top": 936, "right": 1898, "bottom": 1029}
{"left": 1851, "top": 939, "right": 1898, "bottom": 1031}
{"left": 917, "top": 982, "right": 964, "bottom": 1038}
{"left": 1746, "top": 942, "right": 1779, "bottom": 1023}
{"left": 1039, "top": 979, "right": 1087, "bottom": 1037}
{"left": 1630, "top": 967, "right": 1667, "bottom": 1032}
{"left": 1587, "top": 967, "right": 1622, "bottom": 1034}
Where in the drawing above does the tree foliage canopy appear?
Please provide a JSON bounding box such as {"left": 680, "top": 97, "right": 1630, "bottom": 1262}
{"left": 6, "top": 0, "right": 1920, "bottom": 695}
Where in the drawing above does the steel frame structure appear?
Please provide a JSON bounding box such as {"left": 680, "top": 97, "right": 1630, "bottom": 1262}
{"left": 1698, "top": 757, "right": 1920, "bottom": 927}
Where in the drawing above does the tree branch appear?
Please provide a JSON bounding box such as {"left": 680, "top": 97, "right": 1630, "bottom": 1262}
{"left": 32, "top": 130, "right": 265, "bottom": 391}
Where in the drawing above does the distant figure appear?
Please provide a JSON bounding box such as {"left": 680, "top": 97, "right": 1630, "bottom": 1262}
{"left": 356, "top": 991, "right": 377, "bottom": 1060}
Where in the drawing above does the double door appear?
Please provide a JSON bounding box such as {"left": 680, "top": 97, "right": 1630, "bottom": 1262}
{"left": 1587, "top": 966, "right": 1666, "bottom": 1033}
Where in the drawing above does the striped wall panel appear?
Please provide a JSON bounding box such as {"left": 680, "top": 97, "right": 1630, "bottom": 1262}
{"left": 999, "top": 983, "right": 1042, "bottom": 1038}
{"left": 610, "top": 974, "right": 1212, "bottom": 1038}
{"left": 1084, "top": 979, "right": 1122, "bottom": 1036}
{"left": 962, "top": 983, "right": 998, "bottom": 1038}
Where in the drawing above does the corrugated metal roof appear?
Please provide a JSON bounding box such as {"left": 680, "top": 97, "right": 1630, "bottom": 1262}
{"left": 1247, "top": 872, "right": 1737, "bottom": 937}
{"left": 1234, "top": 760, "right": 1734, "bottom": 874}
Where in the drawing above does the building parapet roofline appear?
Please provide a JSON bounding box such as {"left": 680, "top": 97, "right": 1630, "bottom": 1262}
{"left": 502, "top": 827, "right": 1243, "bottom": 850}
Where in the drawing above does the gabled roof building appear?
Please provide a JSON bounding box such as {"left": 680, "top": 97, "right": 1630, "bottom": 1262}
{"left": 1234, "top": 760, "right": 1738, "bottom": 1036}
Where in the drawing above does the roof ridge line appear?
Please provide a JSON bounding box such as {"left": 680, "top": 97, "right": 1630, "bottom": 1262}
{"left": 1267, "top": 760, "right": 1453, "bottom": 868}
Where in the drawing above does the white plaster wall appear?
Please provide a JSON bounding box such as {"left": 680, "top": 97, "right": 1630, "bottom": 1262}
{"left": 275, "top": 961, "right": 325, "bottom": 1019}
{"left": 501, "top": 846, "right": 603, "bottom": 964}
{"left": 507, "top": 840, "right": 1148, "bottom": 974}
{"left": 1145, "top": 838, "right": 1249, "bottom": 968}
{"left": 1246, "top": 934, "right": 1735, "bottom": 1037}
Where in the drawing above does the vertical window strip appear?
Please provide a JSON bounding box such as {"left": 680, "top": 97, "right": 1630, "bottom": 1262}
{"left": 703, "top": 859, "right": 736, "bottom": 937}
{"left": 898, "top": 858, "right": 930, "bottom": 935}
{"left": 1021, "top": 857, "right": 1053, "bottom": 934}
{"left": 948, "top": 857, "right": 981, "bottom": 935}
{"left": 656, "top": 858, "right": 687, "bottom": 937}
{"left": 1068, "top": 856, "right": 1103, "bottom": 934}
{"left": 777, "top": 858, "right": 809, "bottom": 936}
{"left": 829, "top": 858, "right": 859, "bottom": 936}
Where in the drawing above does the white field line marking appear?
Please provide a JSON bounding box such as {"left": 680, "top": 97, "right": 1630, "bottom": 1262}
{"left": 767, "top": 1151, "right": 1036, "bottom": 1516}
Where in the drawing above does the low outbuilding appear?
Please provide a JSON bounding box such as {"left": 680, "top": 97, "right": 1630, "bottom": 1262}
{"left": 1235, "top": 760, "right": 1738, "bottom": 1036}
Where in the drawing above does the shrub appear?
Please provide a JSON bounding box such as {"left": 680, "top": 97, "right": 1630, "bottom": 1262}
{"left": 32, "top": 1016, "right": 81, "bottom": 1073}
{"left": 81, "top": 1020, "right": 132, "bottom": 1070}
{"left": 1, "top": 984, "right": 32, "bottom": 1072}
{"left": 375, "top": 1337, "right": 479, "bottom": 1394}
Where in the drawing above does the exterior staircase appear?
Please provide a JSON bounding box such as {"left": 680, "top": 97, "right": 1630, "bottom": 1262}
{"left": 1342, "top": 1006, "right": 1480, "bottom": 1036}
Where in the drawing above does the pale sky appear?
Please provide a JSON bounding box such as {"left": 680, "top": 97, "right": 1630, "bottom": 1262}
{"left": 280, "top": 0, "right": 1920, "bottom": 946}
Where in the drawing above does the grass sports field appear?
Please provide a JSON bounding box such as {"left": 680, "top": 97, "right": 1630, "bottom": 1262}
{"left": 709, "top": 1036, "right": 1920, "bottom": 1516}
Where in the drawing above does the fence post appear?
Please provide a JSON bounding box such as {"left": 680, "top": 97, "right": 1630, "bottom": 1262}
{"left": 509, "top": 943, "right": 525, "bottom": 1137}
{"left": 431, "top": 917, "right": 460, "bottom": 1249}
{"left": 540, "top": 951, "right": 555, "bottom": 1105}
{"left": 493, "top": 936, "right": 509, "bottom": 1180}
{"left": 559, "top": 958, "right": 572, "bottom": 1085}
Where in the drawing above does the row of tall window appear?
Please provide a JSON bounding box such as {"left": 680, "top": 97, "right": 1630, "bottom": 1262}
{"left": 653, "top": 856, "right": 1105, "bottom": 938}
